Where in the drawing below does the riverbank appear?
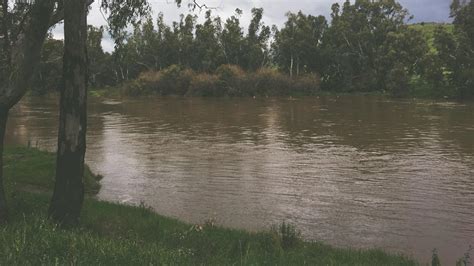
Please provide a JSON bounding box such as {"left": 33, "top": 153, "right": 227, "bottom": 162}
{"left": 87, "top": 64, "right": 468, "bottom": 100}
{"left": 93, "top": 65, "right": 322, "bottom": 98}
{"left": 1, "top": 147, "right": 418, "bottom": 265}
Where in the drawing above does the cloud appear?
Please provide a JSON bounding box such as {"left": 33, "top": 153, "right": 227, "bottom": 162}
{"left": 52, "top": 0, "right": 452, "bottom": 51}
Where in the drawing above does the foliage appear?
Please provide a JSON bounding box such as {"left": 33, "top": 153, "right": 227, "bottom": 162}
{"left": 321, "top": 0, "right": 421, "bottom": 93}
{"left": 31, "top": 36, "right": 63, "bottom": 95}
{"left": 272, "top": 11, "right": 327, "bottom": 77}
{"left": 248, "top": 67, "right": 292, "bottom": 96}
{"left": 430, "top": 0, "right": 474, "bottom": 99}
{"left": 188, "top": 72, "right": 220, "bottom": 96}
{"left": 409, "top": 23, "right": 454, "bottom": 52}
{"left": 432, "top": 249, "right": 441, "bottom": 266}
{"left": 10, "top": 0, "right": 474, "bottom": 100}
{"left": 122, "top": 65, "right": 321, "bottom": 97}
{"left": 30, "top": 26, "right": 116, "bottom": 94}
{"left": 135, "top": 65, "right": 194, "bottom": 95}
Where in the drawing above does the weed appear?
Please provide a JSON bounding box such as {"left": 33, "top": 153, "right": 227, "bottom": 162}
{"left": 271, "top": 222, "right": 302, "bottom": 250}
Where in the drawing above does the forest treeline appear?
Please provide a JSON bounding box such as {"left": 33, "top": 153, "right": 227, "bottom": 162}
{"left": 33, "top": 0, "right": 474, "bottom": 98}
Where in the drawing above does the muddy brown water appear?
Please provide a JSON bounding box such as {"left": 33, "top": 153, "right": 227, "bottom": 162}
{"left": 6, "top": 95, "right": 474, "bottom": 264}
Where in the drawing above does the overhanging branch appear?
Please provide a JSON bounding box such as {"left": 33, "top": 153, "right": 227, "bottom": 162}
{"left": 49, "top": 0, "right": 94, "bottom": 27}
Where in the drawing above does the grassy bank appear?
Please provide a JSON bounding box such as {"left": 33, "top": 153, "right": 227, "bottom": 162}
{"left": 4, "top": 147, "right": 102, "bottom": 195}
{"left": 1, "top": 147, "right": 417, "bottom": 265}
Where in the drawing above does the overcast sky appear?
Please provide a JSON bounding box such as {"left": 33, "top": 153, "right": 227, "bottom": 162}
{"left": 53, "top": 0, "right": 452, "bottom": 51}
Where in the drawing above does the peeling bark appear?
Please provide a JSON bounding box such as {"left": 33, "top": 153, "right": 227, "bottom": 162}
{"left": 48, "top": 0, "right": 88, "bottom": 226}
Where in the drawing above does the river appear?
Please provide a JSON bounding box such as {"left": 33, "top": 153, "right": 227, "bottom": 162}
{"left": 6, "top": 95, "right": 474, "bottom": 264}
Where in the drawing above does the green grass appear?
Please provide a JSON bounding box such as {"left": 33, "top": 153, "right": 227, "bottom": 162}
{"left": 1, "top": 147, "right": 417, "bottom": 265}
{"left": 89, "top": 87, "right": 122, "bottom": 98}
{"left": 4, "top": 146, "right": 102, "bottom": 194}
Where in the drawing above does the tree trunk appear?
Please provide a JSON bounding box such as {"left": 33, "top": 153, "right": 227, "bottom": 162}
{"left": 290, "top": 55, "right": 294, "bottom": 78}
{"left": 296, "top": 57, "right": 300, "bottom": 77}
{"left": 0, "top": 109, "right": 8, "bottom": 224}
{"left": 49, "top": 0, "right": 88, "bottom": 226}
{"left": 0, "top": 0, "right": 54, "bottom": 223}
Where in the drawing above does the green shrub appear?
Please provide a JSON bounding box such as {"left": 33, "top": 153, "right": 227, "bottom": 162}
{"left": 136, "top": 71, "right": 161, "bottom": 93}
{"left": 120, "top": 64, "right": 321, "bottom": 97}
{"left": 456, "top": 246, "right": 472, "bottom": 266}
{"left": 215, "top": 65, "right": 247, "bottom": 96}
{"left": 188, "top": 73, "right": 219, "bottom": 96}
{"left": 432, "top": 249, "right": 441, "bottom": 266}
{"left": 293, "top": 73, "right": 321, "bottom": 95}
{"left": 249, "top": 68, "right": 292, "bottom": 96}
{"left": 122, "top": 80, "right": 148, "bottom": 97}
{"left": 270, "top": 222, "right": 302, "bottom": 251}
{"left": 386, "top": 65, "right": 410, "bottom": 97}
{"left": 158, "top": 65, "right": 193, "bottom": 95}
{"left": 137, "top": 65, "right": 193, "bottom": 96}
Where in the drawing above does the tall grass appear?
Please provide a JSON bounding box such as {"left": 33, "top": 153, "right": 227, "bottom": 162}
{"left": 1, "top": 192, "right": 418, "bottom": 266}
{"left": 122, "top": 64, "right": 321, "bottom": 97}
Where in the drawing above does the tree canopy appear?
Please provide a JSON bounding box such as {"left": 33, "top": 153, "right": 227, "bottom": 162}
{"left": 28, "top": 0, "right": 466, "bottom": 99}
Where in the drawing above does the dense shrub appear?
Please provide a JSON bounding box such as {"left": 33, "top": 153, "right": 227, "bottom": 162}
{"left": 162, "top": 66, "right": 193, "bottom": 95}
{"left": 121, "top": 64, "right": 321, "bottom": 97}
{"left": 134, "top": 66, "right": 193, "bottom": 96}
{"left": 270, "top": 222, "right": 302, "bottom": 251}
{"left": 248, "top": 68, "right": 292, "bottom": 96}
{"left": 215, "top": 65, "right": 247, "bottom": 96}
{"left": 188, "top": 73, "right": 220, "bottom": 96}
{"left": 293, "top": 73, "right": 321, "bottom": 95}
{"left": 137, "top": 71, "right": 161, "bottom": 92}
{"left": 386, "top": 64, "right": 411, "bottom": 97}
{"left": 122, "top": 80, "right": 149, "bottom": 97}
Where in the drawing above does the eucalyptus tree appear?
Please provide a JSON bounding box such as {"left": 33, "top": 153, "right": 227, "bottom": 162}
{"left": 381, "top": 28, "right": 429, "bottom": 96}
{"left": 163, "top": 20, "right": 181, "bottom": 67}
{"left": 433, "top": 0, "right": 474, "bottom": 98}
{"left": 272, "top": 11, "right": 327, "bottom": 77}
{"left": 0, "top": 0, "right": 158, "bottom": 224}
{"left": 177, "top": 14, "right": 197, "bottom": 67}
{"left": 221, "top": 9, "right": 244, "bottom": 66}
{"left": 193, "top": 10, "right": 225, "bottom": 71}
{"left": 49, "top": 0, "right": 155, "bottom": 226}
{"left": 33, "top": 35, "right": 64, "bottom": 95}
{"left": 49, "top": 0, "right": 210, "bottom": 225}
{"left": 0, "top": 0, "right": 63, "bottom": 223}
{"left": 87, "top": 25, "right": 109, "bottom": 87}
{"left": 116, "top": 19, "right": 156, "bottom": 79}
{"left": 48, "top": 0, "right": 90, "bottom": 225}
{"left": 322, "top": 0, "right": 411, "bottom": 92}
{"left": 242, "top": 8, "right": 271, "bottom": 70}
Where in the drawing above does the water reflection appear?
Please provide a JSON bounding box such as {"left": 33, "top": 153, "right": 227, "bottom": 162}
{"left": 6, "top": 95, "right": 474, "bottom": 264}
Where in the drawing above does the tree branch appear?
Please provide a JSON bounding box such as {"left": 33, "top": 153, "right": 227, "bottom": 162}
{"left": 189, "top": 0, "right": 217, "bottom": 11}
{"left": 2, "top": 0, "right": 11, "bottom": 68}
{"left": 12, "top": 8, "right": 32, "bottom": 43}
{"left": 49, "top": 0, "right": 93, "bottom": 27}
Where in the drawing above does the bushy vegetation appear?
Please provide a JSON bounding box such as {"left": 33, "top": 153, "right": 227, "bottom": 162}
{"left": 270, "top": 222, "right": 302, "bottom": 251}
{"left": 0, "top": 147, "right": 418, "bottom": 265}
{"left": 122, "top": 64, "right": 320, "bottom": 97}
{"left": 27, "top": 1, "right": 473, "bottom": 99}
